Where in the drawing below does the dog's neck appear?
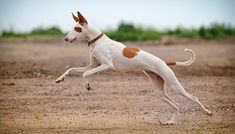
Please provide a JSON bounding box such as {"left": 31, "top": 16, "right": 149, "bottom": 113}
{"left": 86, "top": 24, "right": 103, "bottom": 43}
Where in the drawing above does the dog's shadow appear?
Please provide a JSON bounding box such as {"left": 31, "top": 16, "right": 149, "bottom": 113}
{"left": 142, "top": 116, "right": 175, "bottom": 127}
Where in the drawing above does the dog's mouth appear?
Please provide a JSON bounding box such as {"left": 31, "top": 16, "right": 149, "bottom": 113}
{"left": 69, "top": 37, "right": 77, "bottom": 43}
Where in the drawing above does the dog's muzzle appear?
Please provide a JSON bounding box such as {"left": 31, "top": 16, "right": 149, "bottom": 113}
{"left": 64, "top": 37, "right": 77, "bottom": 43}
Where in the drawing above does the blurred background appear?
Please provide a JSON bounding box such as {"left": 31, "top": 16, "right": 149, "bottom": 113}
{"left": 0, "top": 0, "right": 235, "bottom": 41}
{"left": 0, "top": 1, "right": 235, "bottom": 133}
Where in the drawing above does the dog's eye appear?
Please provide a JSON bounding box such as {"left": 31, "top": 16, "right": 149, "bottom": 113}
{"left": 74, "top": 27, "right": 82, "bottom": 32}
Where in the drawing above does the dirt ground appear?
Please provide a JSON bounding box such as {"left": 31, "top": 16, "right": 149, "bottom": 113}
{"left": 0, "top": 40, "right": 234, "bottom": 134}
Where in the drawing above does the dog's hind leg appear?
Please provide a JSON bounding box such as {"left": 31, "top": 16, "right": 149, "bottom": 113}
{"left": 164, "top": 70, "right": 212, "bottom": 116}
{"left": 144, "top": 71, "right": 180, "bottom": 125}
{"left": 163, "top": 88, "right": 180, "bottom": 108}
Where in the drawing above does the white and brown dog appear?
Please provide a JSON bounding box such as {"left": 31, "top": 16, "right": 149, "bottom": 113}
{"left": 56, "top": 11, "right": 212, "bottom": 125}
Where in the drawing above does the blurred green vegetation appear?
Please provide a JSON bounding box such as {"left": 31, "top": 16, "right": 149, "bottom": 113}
{"left": 1, "top": 23, "right": 235, "bottom": 41}
{"left": 105, "top": 22, "right": 235, "bottom": 41}
{"left": 1, "top": 26, "right": 64, "bottom": 37}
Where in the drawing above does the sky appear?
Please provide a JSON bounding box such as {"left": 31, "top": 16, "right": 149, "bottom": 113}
{"left": 0, "top": 0, "right": 235, "bottom": 32}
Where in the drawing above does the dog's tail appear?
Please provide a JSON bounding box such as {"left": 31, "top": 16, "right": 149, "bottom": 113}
{"left": 165, "top": 48, "right": 196, "bottom": 66}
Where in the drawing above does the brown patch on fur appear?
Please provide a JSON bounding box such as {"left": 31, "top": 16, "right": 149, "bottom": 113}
{"left": 122, "top": 47, "right": 140, "bottom": 59}
{"left": 74, "top": 27, "right": 82, "bottom": 32}
{"left": 165, "top": 61, "right": 176, "bottom": 66}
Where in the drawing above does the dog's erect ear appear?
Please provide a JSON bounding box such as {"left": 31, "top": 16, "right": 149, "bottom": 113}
{"left": 77, "top": 11, "right": 88, "bottom": 26}
{"left": 72, "top": 13, "right": 79, "bottom": 22}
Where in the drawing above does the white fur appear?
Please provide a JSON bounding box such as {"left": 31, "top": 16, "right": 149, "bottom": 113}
{"left": 56, "top": 12, "right": 212, "bottom": 125}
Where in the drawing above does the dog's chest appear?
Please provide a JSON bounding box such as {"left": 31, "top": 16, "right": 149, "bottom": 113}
{"left": 91, "top": 42, "right": 146, "bottom": 71}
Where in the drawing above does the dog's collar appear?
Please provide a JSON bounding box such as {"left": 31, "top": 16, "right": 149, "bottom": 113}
{"left": 88, "top": 32, "right": 104, "bottom": 47}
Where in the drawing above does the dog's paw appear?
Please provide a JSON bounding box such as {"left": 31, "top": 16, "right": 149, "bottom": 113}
{"left": 56, "top": 77, "right": 64, "bottom": 83}
{"left": 85, "top": 83, "right": 91, "bottom": 91}
{"left": 207, "top": 111, "right": 212, "bottom": 116}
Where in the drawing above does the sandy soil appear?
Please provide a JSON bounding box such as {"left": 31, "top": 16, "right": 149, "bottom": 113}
{"left": 0, "top": 41, "right": 235, "bottom": 134}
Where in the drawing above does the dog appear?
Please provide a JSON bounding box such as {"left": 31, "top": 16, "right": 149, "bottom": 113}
{"left": 56, "top": 11, "right": 212, "bottom": 125}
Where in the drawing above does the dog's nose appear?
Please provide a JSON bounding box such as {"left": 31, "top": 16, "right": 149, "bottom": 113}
{"left": 64, "top": 37, "right": 69, "bottom": 41}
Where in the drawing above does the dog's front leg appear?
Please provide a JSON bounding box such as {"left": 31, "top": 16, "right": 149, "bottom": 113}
{"left": 83, "top": 64, "right": 110, "bottom": 77}
{"left": 83, "top": 50, "right": 113, "bottom": 78}
{"left": 56, "top": 53, "right": 99, "bottom": 83}
{"left": 82, "top": 64, "right": 111, "bottom": 90}
{"left": 56, "top": 66, "right": 93, "bottom": 83}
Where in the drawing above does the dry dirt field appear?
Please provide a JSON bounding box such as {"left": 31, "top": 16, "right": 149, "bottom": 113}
{"left": 0, "top": 40, "right": 234, "bottom": 134}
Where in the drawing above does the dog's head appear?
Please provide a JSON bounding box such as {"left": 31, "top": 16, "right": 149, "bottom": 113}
{"left": 65, "top": 11, "right": 88, "bottom": 43}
